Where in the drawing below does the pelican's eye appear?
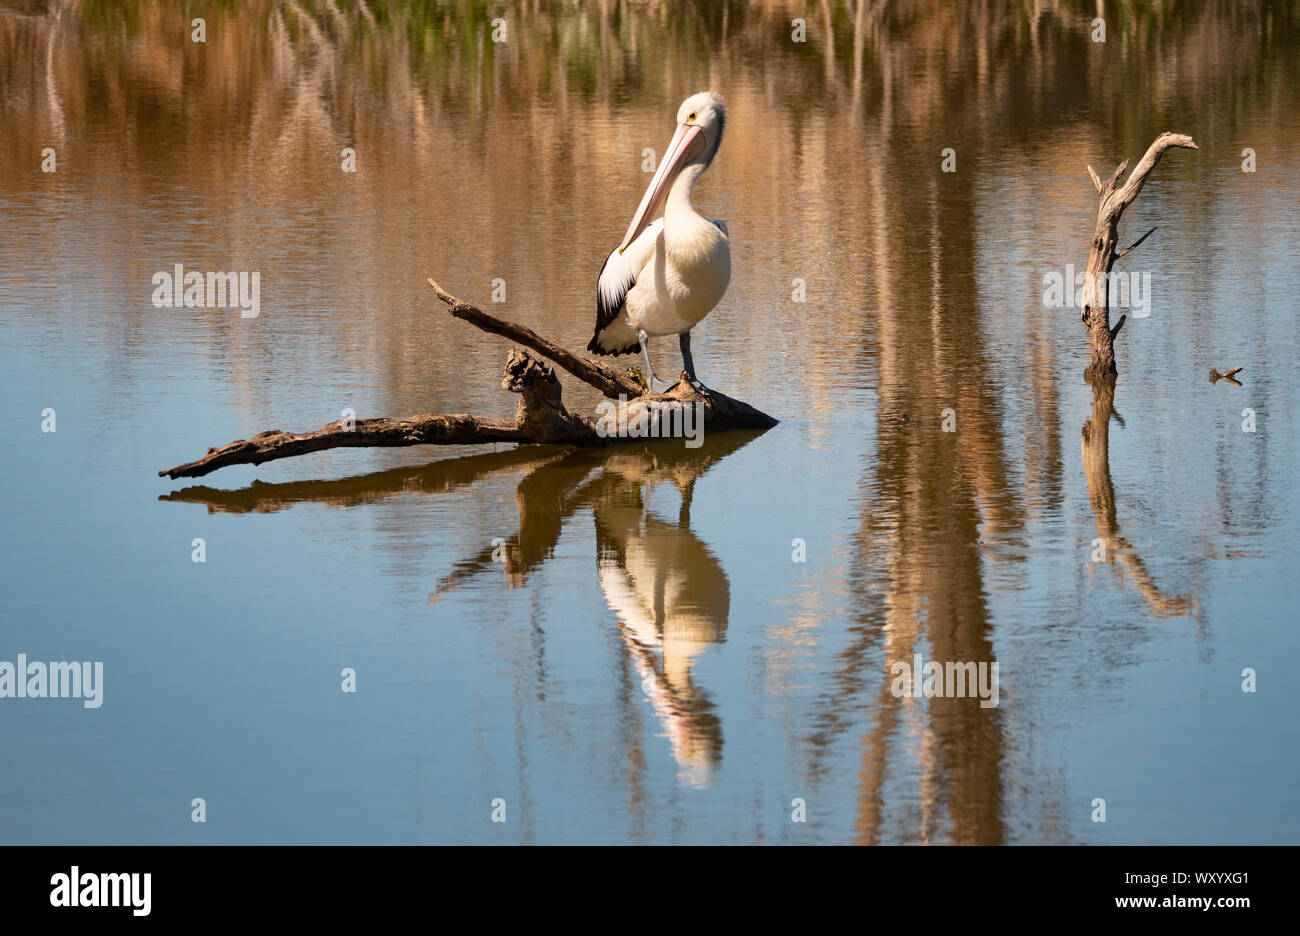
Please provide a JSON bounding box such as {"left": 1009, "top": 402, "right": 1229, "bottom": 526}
{"left": 688, "top": 111, "right": 697, "bottom": 122}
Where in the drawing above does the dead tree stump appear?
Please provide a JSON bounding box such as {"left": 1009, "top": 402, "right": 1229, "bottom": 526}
{"left": 1081, "top": 132, "right": 1197, "bottom": 379}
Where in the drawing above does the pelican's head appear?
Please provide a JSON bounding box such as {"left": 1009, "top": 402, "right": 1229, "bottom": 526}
{"left": 618, "top": 91, "right": 727, "bottom": 254}
{"left": 675, "top": 91, "right": 726, "bottom": 166}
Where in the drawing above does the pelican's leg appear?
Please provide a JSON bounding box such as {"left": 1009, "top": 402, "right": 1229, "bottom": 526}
{"left": 638, "top": 329, "right": 672, "bottom": 393}
{"left": 679, "top": 331, "right": 710, "bottom": 395}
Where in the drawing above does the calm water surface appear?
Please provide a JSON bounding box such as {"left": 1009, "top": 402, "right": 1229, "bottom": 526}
{"left": 1, "top": 0, "right": 1298, "bottom": 843}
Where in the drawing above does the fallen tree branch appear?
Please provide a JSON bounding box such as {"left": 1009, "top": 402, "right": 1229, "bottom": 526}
{"left": 1079, "top": 132, "right": 1197, "bottom": 379}
{"left": 159, "top": 413, "right": 526, "bottom": 479}
{"left": 428, "top": 278, "right": 643, "bottom": 399}
{"left": 160, "top": 282, "right": 777, "bottom": 479}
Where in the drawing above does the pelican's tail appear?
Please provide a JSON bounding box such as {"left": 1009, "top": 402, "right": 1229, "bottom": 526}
{"left": 588, "top": 320, "right": 641, "bottom": 356}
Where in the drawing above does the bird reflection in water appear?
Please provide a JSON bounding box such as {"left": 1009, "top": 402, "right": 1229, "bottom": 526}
{"left": 163, "top": 431, "right": 762, "bottom": 788}
{"left": 591, "top": 451, "right": 729, "bottom": 788}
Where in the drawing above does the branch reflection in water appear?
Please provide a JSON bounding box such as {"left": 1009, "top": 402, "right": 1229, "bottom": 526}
{"left": 1082, "top": 377, "right": 1194, "bottom": 619}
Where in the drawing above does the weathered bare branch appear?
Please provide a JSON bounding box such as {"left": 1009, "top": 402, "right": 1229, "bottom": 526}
{"left": 1113, "top": 133, "right": 1198, "bottom": 212}
{"left": 159, "top": 414, "right": 527, "bottom": 479}
{"left": 1117, "top": 226, "right": 1157, "bottom": 259}
{"left": 427, "top": 278, "right": 644, "bottom": 399}
{"left": 1105, "top": 159, "right": 1129, "bottom": 193}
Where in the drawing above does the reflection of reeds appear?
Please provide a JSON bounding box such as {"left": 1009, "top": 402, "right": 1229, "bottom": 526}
{"left": 5, "top": 0, "right": 1293, "bottom": 189}
{"left": 43, "top": 1, "right": 67, "bottom": 145}
{"left": 2, "top": 1, "right": 1290, "bottom": 409}
{"left": 841, "top": 118, "right": 1015, "bottom": 845}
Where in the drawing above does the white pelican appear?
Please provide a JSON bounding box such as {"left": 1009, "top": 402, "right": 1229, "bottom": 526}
{"left": 588, "top": 92, "right": 730, "bottom": 393}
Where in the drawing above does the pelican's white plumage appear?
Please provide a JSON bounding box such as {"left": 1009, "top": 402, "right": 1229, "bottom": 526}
{"left": 589, "top": 92, "right": 730, "bottom": 391}
{"left": 592, "top": 217, "right": 666, "bottom": 353}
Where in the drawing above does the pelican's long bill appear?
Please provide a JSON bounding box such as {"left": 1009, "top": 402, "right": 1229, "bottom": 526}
{"left": 618, "top": 122, "right": 705, "bottom": 254}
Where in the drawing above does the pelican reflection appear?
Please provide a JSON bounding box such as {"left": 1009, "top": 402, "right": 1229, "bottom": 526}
{"left": 591, "top": 451, "right": 729, "bottom": 787}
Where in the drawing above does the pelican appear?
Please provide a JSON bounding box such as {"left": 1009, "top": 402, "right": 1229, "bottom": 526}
{"left": 588, "top": 92, "right": 730, "bottom": 393}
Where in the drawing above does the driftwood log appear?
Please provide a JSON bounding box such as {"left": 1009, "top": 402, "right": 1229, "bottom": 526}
{"left": 1081, "top": 132, "right": 1197, "bottom": 379}
{"left": 159, "top": 280, "right": 777, "bottom": 480}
